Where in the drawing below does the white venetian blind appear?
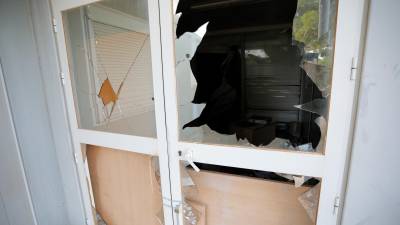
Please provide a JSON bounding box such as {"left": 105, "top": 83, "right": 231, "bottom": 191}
{"left": 91, "top": 21, "right": 154, "bottom": 121}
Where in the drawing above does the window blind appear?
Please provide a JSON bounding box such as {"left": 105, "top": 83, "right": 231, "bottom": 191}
{"left": 91, "top": 21, "right": 154, "bottom": 122}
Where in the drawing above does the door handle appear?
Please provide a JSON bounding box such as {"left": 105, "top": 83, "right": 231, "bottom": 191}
{"left": 178, "top": 150, "right": 200, "bottom": 172}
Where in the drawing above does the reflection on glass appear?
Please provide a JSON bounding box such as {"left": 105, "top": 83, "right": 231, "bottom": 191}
{"left": 293, "top": 0, "right": 336, "bottom": 97}
{"left": 63, "top": 0, "right": 156, "bottom": 137}
{"left": 175, "top": 0, "right": 337, "bottom": 152}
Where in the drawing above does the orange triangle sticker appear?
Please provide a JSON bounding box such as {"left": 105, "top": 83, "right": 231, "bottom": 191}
{"left": 98, "top": 78, "right": 118, "bottom": 106}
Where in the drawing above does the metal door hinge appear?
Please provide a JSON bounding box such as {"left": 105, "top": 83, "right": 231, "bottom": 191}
{"left": 52, "top": 18, "right": 58, "bottom": 33}
{"left": 350, "top": 57, "right": 358, "bottom": 81}
{"left": 74, "top": 153, "right": 79, "bottom": 164}
{"left": 60, "top": 72, "right": 66, "bottom": 85}
{"left": 333, "top": 196, "right": 340, "bottom": 215}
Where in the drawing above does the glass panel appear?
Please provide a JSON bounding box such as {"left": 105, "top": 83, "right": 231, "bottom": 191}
{"left": 181, "top": 162, "right": 321, "bottom": 225}
{"left": 85, "top": 144, "right": 164, "bottom": 225}
{"left": 174, "top": 0, "right": 337, "bottom": 152}
{"left": 63, "top": 0, "right": 157, "bottom": 138}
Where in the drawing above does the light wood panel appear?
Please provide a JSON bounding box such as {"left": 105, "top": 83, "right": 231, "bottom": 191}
{"left": 86, "top": 145, "right": 162, "bottom": 225}
{"left": 185, "top": 170, "right": 314, "bottom": 225}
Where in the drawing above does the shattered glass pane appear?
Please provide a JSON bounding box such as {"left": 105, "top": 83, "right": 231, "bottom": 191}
{"left": 298, "top": 183, "right": 322, "bottom": 223}
{"left": 293, "top": 0, "right": 337, "bottom": 97}
{"left": 174, "top": 0, "right": 338, "bottom": 152}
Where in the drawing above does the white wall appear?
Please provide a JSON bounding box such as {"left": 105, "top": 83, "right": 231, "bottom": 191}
{"left": 0, "top": 57, "right": 37, "bottom": 225}
{"left": 0, "top": 0, "right": 86, "bottom": 224}
{"left": 341, "top": 0, "right": 400, "bottom": 224}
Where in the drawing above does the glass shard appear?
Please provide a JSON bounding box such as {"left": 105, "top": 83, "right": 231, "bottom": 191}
{"left": 294, "top": 98, "right": 328, "bottom": 118}
{"left": 302, "top": 62, "right": 331, "bottom": 97}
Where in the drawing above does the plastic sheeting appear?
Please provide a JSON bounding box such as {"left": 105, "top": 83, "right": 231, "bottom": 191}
{"left": 156, "top": 201, "right": 200, "bottom": 225}
{"left": 96, "top": 212, "right": 108, "bottom": 225}
{"left": 182, "top": 201, "right": 200, "bottom": 225}
{"left": 298, "top": 183, "right": 321, "bottom": 223}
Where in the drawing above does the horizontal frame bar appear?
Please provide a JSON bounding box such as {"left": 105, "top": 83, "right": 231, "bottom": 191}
{"left": 178, "top": 142, "right": 325, "bottom": 177}
{"left": 75, "top": 128, "right": 158, "bottom": 155}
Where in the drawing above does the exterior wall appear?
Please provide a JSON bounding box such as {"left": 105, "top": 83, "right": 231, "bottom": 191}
{"left": 0, "top": 0, "right": 86, "bottom": 224}
{"left": 341, "top": 0, "right": 400, "bottom": 224}
{"left": 0, "top": 57, "right": 37, "bottom": 225}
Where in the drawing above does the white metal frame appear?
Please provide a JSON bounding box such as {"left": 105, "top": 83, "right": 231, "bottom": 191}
{"left": 87, "top": 4, "right": 150, "bottom": 33}
{"left": 51, "top": 0, "right": 173, "bottom": 224}
{"left": 158, "top": 0, "right": 370, "bottom": 225}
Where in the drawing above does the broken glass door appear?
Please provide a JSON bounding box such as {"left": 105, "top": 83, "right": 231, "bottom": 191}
{"left": 174, "top": 0, "right": 337, "bottom": 152}
{"left": 53, "top": 0, "right": 173, "bottom": 224}
{"left": 159, "top": 0, "right": 369, "bottom": 224}
{"left": 157, "top": 0, "right": 367, "bottom": 224}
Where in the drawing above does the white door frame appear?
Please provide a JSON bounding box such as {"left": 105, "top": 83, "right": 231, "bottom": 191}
{"left": 158, "top": 0, "right": 370, "bottom": 225}
{"left": 50, "top": 0, "right": 174, "bottom": 224}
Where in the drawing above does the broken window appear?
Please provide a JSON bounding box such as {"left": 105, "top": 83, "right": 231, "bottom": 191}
{"left": 175, "top": 0, "right": 337, "bottom": 152}
{"left": 63, "top": 0, "right": 157, "bottom": 138}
